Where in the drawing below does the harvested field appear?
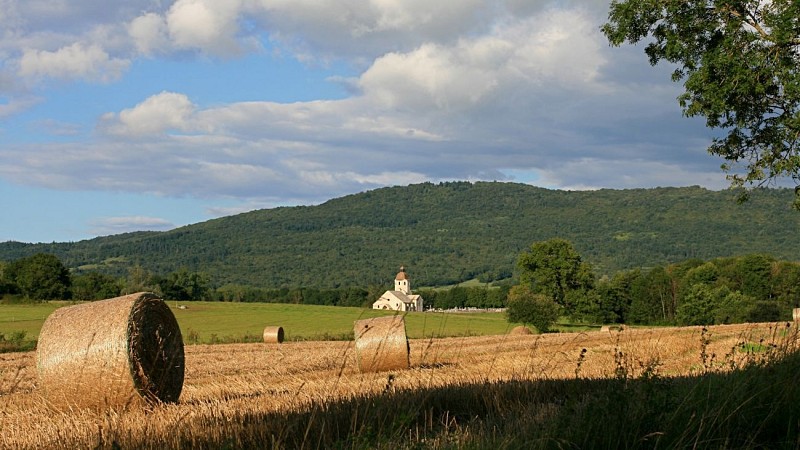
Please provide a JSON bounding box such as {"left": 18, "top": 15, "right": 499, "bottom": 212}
{"left": 1, "top": 322, "right": 797, "bottom": 449}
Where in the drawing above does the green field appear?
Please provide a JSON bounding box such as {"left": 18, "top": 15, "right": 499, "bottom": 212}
{"left": 0, "top": 302, "right": 67, "bottom": 337}
{"left": 0, "top": 301, "right": 515, "bottom": 345}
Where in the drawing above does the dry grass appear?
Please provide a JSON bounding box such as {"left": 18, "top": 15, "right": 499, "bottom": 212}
{"left": 0, "top": 322, "right": 795, "bottom": 448}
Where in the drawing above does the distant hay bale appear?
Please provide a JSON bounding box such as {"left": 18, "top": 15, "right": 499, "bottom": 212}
{"left": 36, "top": 292, "right": 185, "bottom": 410}
{"left": 354, "top": 316, "right": 409, "bottom": 373}
{"left": 263, "top": 326, "right": 285, "bottom": 343}
{"left": 794, "top": 308, "right": 800, "bottom": 321}
{"left": 510, "top": 326, "right": 533, "bottom": 335}
{"left": 600, "top": 325, "right": 610, "bottom": 332}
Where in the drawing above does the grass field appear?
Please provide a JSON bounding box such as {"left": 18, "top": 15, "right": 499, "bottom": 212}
{"left": 0, "top": 301, "right": 519, "bottom": 347}
{"left": 2, "top": 322, "right": 799, "bottom": 448}
{"left": 0, "top": 302, "right": 66, "bottom": 336}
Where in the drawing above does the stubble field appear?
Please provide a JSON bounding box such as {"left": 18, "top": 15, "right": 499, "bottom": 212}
{"left": 1, "top": 322, "right": 798, "bottom": 449}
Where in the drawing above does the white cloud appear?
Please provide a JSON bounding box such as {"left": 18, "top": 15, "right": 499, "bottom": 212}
{"left": 166, "top": 0, "right": 244, "bottom": 55}
{"left": 18, "top": 42, "right": 130, "bottom": 82}
{"left": 0, "top": 0, "right": 731, "bottom": 221}
{"left": 358, "top": 9, "right": 604, "bottom": 115}
{"left": 541, "top": 158, "right": 729, "bottom": 191}
{"left": 100, "top": 91, "right": 196, "bottom": 137}
{"left": 0, "top": 95, "right": 41, "bottom": 118}
{"left": 128, "top": 13, "right": 169, "bottom": 56}
{"left": 250, "top": 0, "right": 494, "bottom": 62}
{"left": 89, "top": 215, "right": 175, "bottom": 236}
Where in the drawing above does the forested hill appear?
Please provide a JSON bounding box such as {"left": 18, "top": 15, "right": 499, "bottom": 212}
{"left": 2, "top": 182, "right": 799, "bottom": 289}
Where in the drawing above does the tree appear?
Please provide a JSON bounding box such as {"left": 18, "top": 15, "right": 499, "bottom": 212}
{"left": 771, "top": 261, "right": 800, "bottom": 308}
{"left": 713, "top": 288, "right": 756, "bottom": 324}
{"left": 597, "top": 270, "right": 643, "bottom": 324}
{"left": 157, "top": 268, "right": 211, "bottom": 301}
{"left": 0, "top": 261, "right": 15, "bottom": 296}
{"left": 626, "top": 266, "right": 673, "bottom": 324}
{"left": 517, "top": 239, "right": 595, "bottom": 312}
{"left": 734, "top": 254, "right": 774, "bottom": 300}
{"left": 72, "top": 272, "right": 121, "bottom": 300}
{"left": 676, "top": 284, "right": 719, "bottom": 325}
{"left": 123, "top": 265, "right": 160, "bottom": 295}
{"left": 6, "top": 253, "right": 71, "bottom": 300}
{"left": 603, "top": 1, "right": 800, "bottom": 205}
{"left": 466, "top": 286, "right": 488, "bottom": 308}
{"left": 506, "top": 285, "right": 561, "bottom": 333}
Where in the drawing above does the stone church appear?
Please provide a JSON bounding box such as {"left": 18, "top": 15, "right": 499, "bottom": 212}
{"left": 371, "top": 266, "right": 424, "bottom": 312}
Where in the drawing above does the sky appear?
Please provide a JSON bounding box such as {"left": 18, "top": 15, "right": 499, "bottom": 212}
{"left": 0, "top": 0, "right": 728, "bottom": 244}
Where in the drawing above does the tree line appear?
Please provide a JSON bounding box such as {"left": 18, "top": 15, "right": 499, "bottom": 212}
{"left": 0, "top": 252, "right": 510, "bottom": 309}
{"left": 0, "top": 254, "right": 211, "bottom": 302}
{"left": 4, "top": 244, "right": 800, "bottom": 331}
{"left": 507, "top": 239, "right": 800, "bottom": 331}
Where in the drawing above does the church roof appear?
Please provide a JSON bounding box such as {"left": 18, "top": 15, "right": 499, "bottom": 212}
{"left": 395, "top": 266, "right": 408, "bottom": 280}
{"left": 380, "top": 290, "right": 416, "bottom": 305}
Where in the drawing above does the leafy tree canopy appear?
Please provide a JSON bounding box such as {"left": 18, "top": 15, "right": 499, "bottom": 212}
{"left": 603, "top": 0, "right": 800, "bottom": 206}
{"left": 517, "top": 238, "right": 594, "bottom": 308}
{"left": 506, "top": 285, "right": 561, "bottom": 333}
{"left": 6, "top": 253, "right": 70, "bottom": 301}
{"left": 71, "top": 272, "right": 120, "bottom": 300}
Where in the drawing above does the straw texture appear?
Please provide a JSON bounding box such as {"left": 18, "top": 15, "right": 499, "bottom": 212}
{"left": 353, "top": 315, "right": 409, "bottom": 373}
{"left": 36, "top": 292, "right": 185, "bottom": 410}
{"left": 510, "top": 326, "right": 533, "bottom": 335}
{"left": 263, "top": 326, "right": 285, "bottom": 343}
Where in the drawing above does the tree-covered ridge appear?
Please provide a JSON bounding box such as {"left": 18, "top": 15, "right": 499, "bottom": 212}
{"left": 1, "top": 182, "right": 799, "bottom": 289}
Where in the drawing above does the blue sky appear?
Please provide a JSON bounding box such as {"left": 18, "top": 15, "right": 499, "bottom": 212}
{"left": 1, "top": 0, "right": 728, "bottom": 243}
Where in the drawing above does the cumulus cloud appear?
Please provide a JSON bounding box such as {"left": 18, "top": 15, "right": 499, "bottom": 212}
{"left": 128, "top": 13, "right": 169, "bottom": 56}
{"left": 0, "top": 0, "right": 728, "bottom": 217}
{"left": 99, "top": 91, "right": 196, "bottom": 137}
{"left": 18, "top": 43, "right": 130, "bottom": 82}
{"left": 165, "top": 0, "right": 245, "bottom": 55}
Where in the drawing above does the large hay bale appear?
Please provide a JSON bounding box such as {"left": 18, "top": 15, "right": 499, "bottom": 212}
{"left": 354, "top": 316, "right": 409, "bottom": 373}
{"left": 794, "top": 308, "right": 800, "bottom": 321}
{"left": 263, "top": 326, "right": 285, "bottom": 343}
{"left": 510, "top": 326, "right": 533, "bottom": 335}
{"left": 36, "top": 292, "right": 185, "bottom": 410}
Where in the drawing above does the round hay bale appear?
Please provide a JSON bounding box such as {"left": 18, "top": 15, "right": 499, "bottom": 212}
{"left": 510, "top": 326, "right": 533, "bottom": 335}
{"left": 263, "top": 326, "right": 284, "bottom": 344}
{"left": 36, "top": 292, "right": 185, "bottom": 410}
{"left": 354, "top": 315, "right": 409, "bottom": 373}
{"left": 600, "top": 325, "right": 610, "bottom": 332}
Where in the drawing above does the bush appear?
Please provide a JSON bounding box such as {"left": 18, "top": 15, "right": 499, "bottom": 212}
{"left": 506, "top": 285, "right": 561, "bottom": 333}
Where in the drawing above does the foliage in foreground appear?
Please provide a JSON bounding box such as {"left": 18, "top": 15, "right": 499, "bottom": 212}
{"left": 603, "top": 0, "right": 800, "bottom": 207}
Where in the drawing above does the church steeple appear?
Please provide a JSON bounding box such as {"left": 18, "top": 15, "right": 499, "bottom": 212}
{"left": 395, "top": 266, "right": 411, "bottom": 294}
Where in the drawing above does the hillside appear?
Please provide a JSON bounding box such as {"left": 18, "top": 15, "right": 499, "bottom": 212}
{"left": 2, "top": 181, "right": 799, "bottom": 288}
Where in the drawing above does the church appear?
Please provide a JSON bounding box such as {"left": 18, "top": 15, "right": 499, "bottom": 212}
{"left": 372, "top": 266, "right": 424, "bottom": 312}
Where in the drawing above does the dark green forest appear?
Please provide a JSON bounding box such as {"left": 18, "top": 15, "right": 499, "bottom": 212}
{"left": 2, "top": 182, "right": 799, "bottom": 290}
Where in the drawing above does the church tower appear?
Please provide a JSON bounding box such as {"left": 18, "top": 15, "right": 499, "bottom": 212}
{"left": 395, "top": 266, "right": 411, "bottom": 294}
